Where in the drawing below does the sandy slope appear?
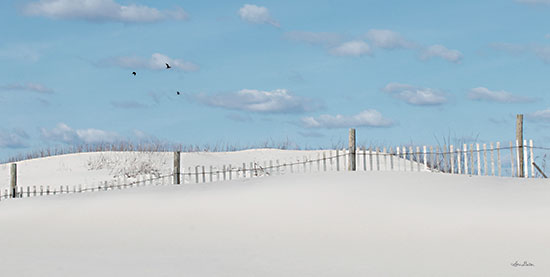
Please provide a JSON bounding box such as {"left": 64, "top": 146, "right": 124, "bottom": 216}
{"left": 0, "top": 149, "right": 429, "bottom": 192}
{"left": 0, "top": 171, "right": 548, "bottom": 276}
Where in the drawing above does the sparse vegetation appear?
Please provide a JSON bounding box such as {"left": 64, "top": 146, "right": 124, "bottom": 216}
{"left": 1, "top": 139, "right": 324, "bottom": 164}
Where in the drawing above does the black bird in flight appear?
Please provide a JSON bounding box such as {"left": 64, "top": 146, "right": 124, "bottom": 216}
{"left": 177, "top": 91, "right": 180, "bottom": 95}
{"left": 165, "top": 63, "right": 171, "bottom": 69}
{"left": 132, "top": 72, "right": 136, "bottom": 76}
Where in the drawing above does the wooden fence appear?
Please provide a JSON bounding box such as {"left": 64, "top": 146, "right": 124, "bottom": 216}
{"left": 0, "top": 138, "right": 545, "bottom": 201}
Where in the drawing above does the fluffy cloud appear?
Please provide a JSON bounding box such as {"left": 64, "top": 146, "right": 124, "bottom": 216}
{"left": 103, "top": 53, "right": 199, "bottom": 72}
{"left": 0, "top": 83, "right": 54, "bottom": 94}
{"left": 527, "top": 108, "right": 550, "bottom": 122}
{"left": 238, "top": 4, "right": 279, "bottom": 27}
{"left": 365, "top": 29, "right": 415, "bottom": 49}
{"left": 111, "top": 100, "right": 147, "bottom": 109}
{"left": 0, "top": 129, "right": 29, "bottom": 149}
{"left": 23, "top": 0, "right": 188, "bottom": 23}
{"left": 41, "top": 123, "right": 120, "bottom": 144}
{"left": 298, "top": 130, "right": 325, "bottom": 138}
{"left": 330, "top": 41, "right": 372, "bottom": 57}
{"left": 516, "top": 0, "right": 550, "bottom": 5}
{"left": 492, "top": 43, "right": 550, "bottom": 64}
{"left": 189, "top": 89, "right": 321, "bottom": 113}
{"left": 283, "top": 31, "right": 344, "bottom": 46}
{"left": 420, "top": 45, "right": 463, "bottom": 63}
{"left": 468, "top": 87, "right": 534, "bottom": 103}
{"left": 383, "top": 83, "right": 447, "bottom": 106}
{"left": 285, "top": 28, "right": 462, "bottom": 63}
{"left": 301, "top": 110, "right": 394, "bottom": 129}
{"left": 533, "top": 45, "right": 550, "bottom": 63}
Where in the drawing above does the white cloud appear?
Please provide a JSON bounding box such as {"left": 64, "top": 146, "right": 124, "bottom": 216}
{"left": 383, "top": 83, "right": 447, "bottom": 106}
{"left": 190, "top": 89, "right": 321, "bottom": 113}
{"left": 105, "top": 53, "right": 199, "bottom": 72}
{"left": 0, "top": 43, "right": 50, "bottom": 62}
{"left": 533, "top": 45, "right": 550, "bottom": 63}
{"left": 283, "top": 31, "right": 344, "bottom": 46}
{"left": 516, "top": 0, "right": 550, "bottom": 5}
{"left": 330, "top": 41, "right": 371, "bottom": 57}
{"left": 41, "top": 123, "right": 120, "bottom": 144}
{"left": 365, "top": 29, "right": 415, "bottom": 49}
{"left": 238, "top": 4, "right": 279, "bottom": 27}
{"left": 492, "top": 43, "right": 550, "bottom": 64}
{"left": 298, "top": 130, "right": 325, "bottom": 138}
{"left": 301, "top": 110, "right": 394, "bottom": 129}
{"left": 111, "top": 100, "right": 147, "bottom": 109}
{"left": 490, "top": 42, "right": 526, "bottom": 53}
{"left": 23, "top": 0, "right": 188, "bottom": 23}
{"left": 0, "top": 129, "right": 29, "bottom": 149}
{"left": 0, "top": 82, "right": 54, "bottom": 94}
{"left": 468, "top": 87, "right": 534, "bottom": 103}
{"left": 284, "top": 29, "right": 463, "bottom": 63}
{"left": 421, "top": 45, "right": 463, "bottom": 63}
{"left": 528, "top": 108, "right": 550, "bottom": 122}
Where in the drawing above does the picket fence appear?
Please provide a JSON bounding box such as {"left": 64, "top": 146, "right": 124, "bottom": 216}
{"left": 0, "top": 139, "right": 545, "bottom": 201}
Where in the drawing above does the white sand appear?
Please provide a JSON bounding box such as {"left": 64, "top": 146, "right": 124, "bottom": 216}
{"left": 0, "top": 170, "right": 548, "bottom": 276}
{"left": 0, "top": 149, "right": 429, "bottom": 192}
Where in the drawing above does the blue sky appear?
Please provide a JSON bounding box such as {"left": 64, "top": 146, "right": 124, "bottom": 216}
{"left": 2, "top": 0, "right": 550, "bottom": 159}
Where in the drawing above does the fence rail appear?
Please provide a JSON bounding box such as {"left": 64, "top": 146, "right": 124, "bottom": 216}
{"left": 0, "top": 139, "right": 546, "bottom": 202}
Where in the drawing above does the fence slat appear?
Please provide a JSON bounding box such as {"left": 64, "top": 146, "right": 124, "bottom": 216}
{"left": 416, "top": 146, "right": 421, "bottom": 172}
{"left": 336, "top": 150, "right": 340, "bottom": 171}
{"left": 382, "top": 146, "right": 388, "bottom": 171}
{"left": 368, "top": 148, "right": 373, "bottom": 171}
{"left": 376, "top": 147, "right": 380, "bottom": 171}
{"left": 409, "top": 146, "right": 414, "bottom": 171}
{"left": 194, "top": 166, "right": 199, "bottom": 183}
{"left": 522, "top": 139, "right": 529, "bottom": 178}
{"left": 428, "top": 145, "right": 435, "bottom": 169}
{"left": 386, "top": 147, "right": 391, "bottom": 171}
{"left": 497, "top": 142, "right": 501, "bottom": 177}
{"left": 490, "top": 142, "right": 495, "bottom": 176}
{"left": 463, "top": 144, "right": 468, "bottom": 175}
{"left": 450, "top": 145, "right": 455, "bottom": 174}
{"left": 510, "top": 141, "right": 516, "bottom": 177}
{"left": 443, "top": 145, "right": 447, "bottom": 173}
{"left": 477, "top": 143, "right": 481, "bottom": 176}
{"left": 436, "top": 146, "right": 440, "bottom": 171}
{"left": 530, "top": 140, "right": 535, "bottom": 178}
{"left": 395, "top": 146, "right": 401, "bottom": 171}
{"left": 470, "top": 144, "right": 474, "bottom": 176}
{"left": 403, "top": 147, "right": 408, "bottom": 172}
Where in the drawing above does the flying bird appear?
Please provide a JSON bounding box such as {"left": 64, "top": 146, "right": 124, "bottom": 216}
{"left": 177, "top": 91, "right": 180, "bottom": 95}
{"left": 132, "top": 72, "right": 136, "bottom": 76}
{"left": 165, "top": 63, "right": 171, "bottom": 69}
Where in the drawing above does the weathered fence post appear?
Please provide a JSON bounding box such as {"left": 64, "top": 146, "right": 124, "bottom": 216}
{"left": 10, "top": 163, "right": 17, "bottom": 198}
{"left": 349, "top": 128, "right": 356, "bottom": 171}
{"left": 530, "top": 140, "right": 535, "bottom": 178}
{"left": 450, "top": 145, "right": 455, "bottom": 174}
{"left": 173, "top": 151, "right": 181, "bottom": 185}
{"left": 517, "top": 114, "right": 524, "bottom": 177}
{"left": 523, "top": 140, "right": 529, "bottom": 178}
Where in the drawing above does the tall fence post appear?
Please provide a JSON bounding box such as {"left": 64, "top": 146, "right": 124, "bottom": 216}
{"left": 349, "top": 128, "right": 356, "bottom": 171}
{"left": 517, "top": 114, "right": 524, "bottom": 177}
{"left": 173, "top": 151, "right": 181, "bottom": 184}
{"left": 10, "top": 163, "right": 17, "bottom": 198}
